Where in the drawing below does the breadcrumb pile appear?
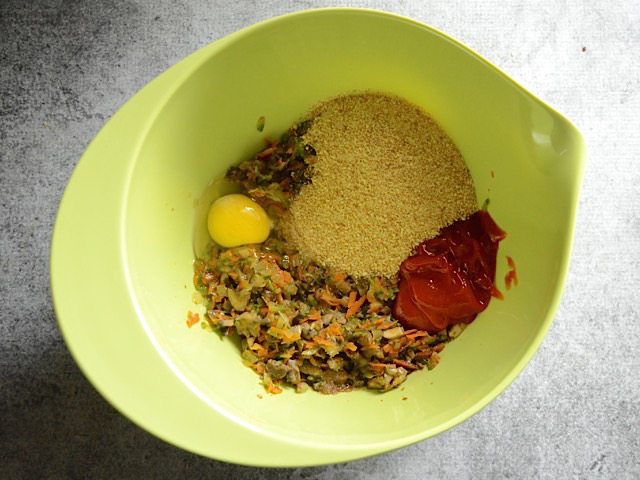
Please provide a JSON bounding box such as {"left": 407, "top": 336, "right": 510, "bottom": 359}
{"left": 280, "top": 93, "right": 477, "bottom": 277}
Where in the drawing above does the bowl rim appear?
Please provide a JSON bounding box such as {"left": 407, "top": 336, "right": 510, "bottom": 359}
{"left": 50, "top": 7, "right": 586, "bottom": 466}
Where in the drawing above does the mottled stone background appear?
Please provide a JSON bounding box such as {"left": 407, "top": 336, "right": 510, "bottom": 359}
{"left": 1, "top": 1, "right": 638, "bottom": 479}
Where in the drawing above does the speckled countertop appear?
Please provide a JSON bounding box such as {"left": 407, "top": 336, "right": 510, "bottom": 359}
{"left": 1, "top": 1, "right": 638, "bottom": 479}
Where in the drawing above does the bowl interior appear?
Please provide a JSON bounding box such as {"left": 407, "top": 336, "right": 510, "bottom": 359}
{"left": 123, "top": 10, "right": 583, "bottom": 447}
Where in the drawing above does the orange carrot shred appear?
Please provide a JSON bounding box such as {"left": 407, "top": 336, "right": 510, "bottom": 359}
{"left": 257, "top": 146, "right": 277, "bottom": 159}
{"left": 314, "top": 337, "right": 334, "bottom": 347}
{"left": 368, "top": 362, "right": 387, "bottom": 372}
{"left": 325, "top": 323, "right": 342, "bottom": 337}
{"left": 318, "top": 289, "right": 342, "bottom": 307}
{"left": 347, "top": 291, "right": 357, "bottom": 306}
{"left": 266, "top": 383, "right": 283, "bottom": 394}
{"left": 505, "top": 255, "right": 518, "bottom": 290}
{"left": 393, "top": 359, "right": 418, "bottom": 370}
{"left": 186, "top": 311, "right": 200, "bottom": 328}
{"left": 280, "top": 270, "right": 293, "bottom": 285}
{"left": 346, "top": 292, "right": 366, "bottom": 319}
{"left": 375, "top": 319, "right": 395, "bottom": 330}
{"left": 333, "top": 272, "right": 347, "bottom": 283}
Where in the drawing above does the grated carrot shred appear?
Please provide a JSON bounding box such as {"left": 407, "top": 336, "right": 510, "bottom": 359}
{"left": 393, "top": 359, "right": 418, "bottom": 370}
{"left": 318, "top": 289, "right": 342, "bottom": 307}
{"left": 405, "top": 331, "right": 428, "bottom": 340}
{"left": 266, "top": 383, "right": 283, "bottom": 394}
{"left": 346, "top": 292, "right": 366, "bottom": 318}
{"left": 333, "top": 272, "right": 347, "bottom": 283}
{"left": 186, "top": 311, "right": 200, "bottom": 328}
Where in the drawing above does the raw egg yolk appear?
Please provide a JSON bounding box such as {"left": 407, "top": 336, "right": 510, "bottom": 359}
{"left": 207, "top": 194, "right": 271, "bottom": 247}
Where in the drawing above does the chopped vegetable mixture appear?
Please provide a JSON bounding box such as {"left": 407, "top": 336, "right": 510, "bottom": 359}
{"left": 194, "top": 238, "right": 463, "bottom": 394}
{"left": 193, "top": 119, "right": 466, "bottom": 394}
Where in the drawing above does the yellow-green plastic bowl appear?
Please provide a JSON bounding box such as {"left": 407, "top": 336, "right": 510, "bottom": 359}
{"left": 50, "top": 8, "right": 585, "bottom": 466}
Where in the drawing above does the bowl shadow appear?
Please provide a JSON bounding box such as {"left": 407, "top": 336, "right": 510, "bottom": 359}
{"left": 0, "top": 308, "right": 344, "bottom": 479}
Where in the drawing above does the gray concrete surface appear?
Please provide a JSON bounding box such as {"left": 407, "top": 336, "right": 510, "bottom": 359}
{"left": 1, "top": 0, "right": 639, "bottom": 478}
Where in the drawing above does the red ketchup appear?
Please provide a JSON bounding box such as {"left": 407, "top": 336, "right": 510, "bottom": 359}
{"left": 393, "top": 210, "right": 506, "bottom": 333}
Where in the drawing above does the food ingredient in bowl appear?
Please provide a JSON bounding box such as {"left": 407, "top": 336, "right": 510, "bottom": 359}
{"left": 281, "top": 93, "right": 477, "bottom": 277}
{"left": 226, "top": 120, "right": 316, "bottom": 218}
{"left": 505, "top": 256, "right": 518, "bottom": 290}
{"left": 194, "top": 239, "right": 452, "bottom": 394}
{"left": 393, "top": 210, "right": 506, "bottom": 333}
{"left": 207, "top": 193, "right": 271, "bottom": 247}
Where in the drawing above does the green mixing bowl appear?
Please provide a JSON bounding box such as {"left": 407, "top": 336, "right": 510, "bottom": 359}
{"left": 50, "top": 8, "right": 585, "bottom": 466}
